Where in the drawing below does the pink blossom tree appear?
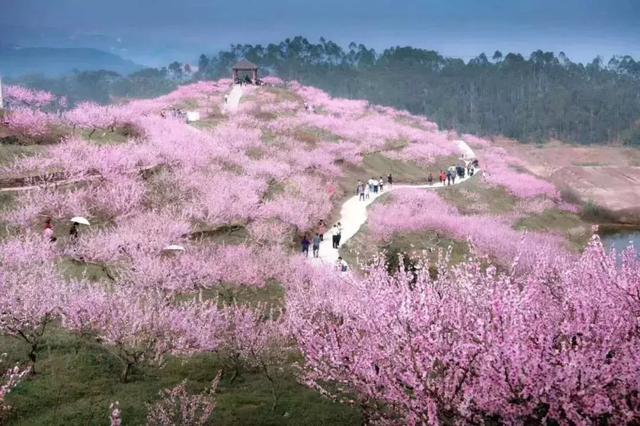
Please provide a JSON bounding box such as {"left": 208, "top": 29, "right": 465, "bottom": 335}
{"left": 0, "top": 234, "right": 65, "bottom": 373}
{"left": 287, "top": 236, "right": 640, "bottom": 424}
{"left": 3, "top": 107, "right": 56, "bottom": 138}
{"left": 477, "top": 146, "right": 559, "bottom": 199}
{"left": 4, "top": 85, "right": 57, "bottom": 109}
{"left": 218, "top": 305, "right": 292, "bottom": 410}
{"left": 62, "top": 287, "right": 226, "bottom": 382}
{"left": 368, "top": 189, "right": 567, "bottom": 270}
{"left": 145, "top": 372, "right": 221, "bottom": 425}
{"left": 0, "top": 354, "right": 30, "bottom": 423}
{"left": 64, "top": 102, "right": 130, "bottom": 139}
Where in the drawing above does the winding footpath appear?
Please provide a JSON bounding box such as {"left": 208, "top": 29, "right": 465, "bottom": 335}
{"left": 222, "top": 82, "right": 480, "bottom": 265}
{"left": 223, "top": 84, "right": 243, "bottom": 113}
{"left": 222, "top": 86, "right": 480, "bottom": 266}
{"left": 314, "top": 141, "right": 480, "bottom": 266}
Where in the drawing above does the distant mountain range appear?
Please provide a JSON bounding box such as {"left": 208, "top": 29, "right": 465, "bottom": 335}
{"left": 0, "top": 46, "right": 144, "bottom": 77}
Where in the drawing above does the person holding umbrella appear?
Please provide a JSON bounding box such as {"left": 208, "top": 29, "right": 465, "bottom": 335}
{"left": 69, "top": 216, "right": 90, "bottom": 240}
{"left": 69, "top": 222, "right": 79, "bottom": 239}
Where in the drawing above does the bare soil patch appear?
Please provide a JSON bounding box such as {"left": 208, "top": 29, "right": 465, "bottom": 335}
{"left": 496, "top": 138, "right": 640, "bottom": 224}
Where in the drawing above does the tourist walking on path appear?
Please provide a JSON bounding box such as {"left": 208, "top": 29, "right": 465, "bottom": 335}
{"left": 439, "top": 170, "right": 446, "bottom": 185}
{"left": 467, "top": 164, "right": 475, "bottom": 176}
{"left": 333, "top": 222, "right": 343, "bottom": 248}
{"left": 364, "top": 183, "right": 370, "bottom": 199}
{"left": 357, "top": 181, "right": 365, "bottom": 201}
{"left": 446, "top": 170, "right": 452, "bottom": 185}
{"left": 447, "top": 166, "right": 457, "bottom": 185}
{"left": 69, "top": 222, "right": 79, "bottom": 240}
{"left": 379, "top": 176, "right": 384, "bottom": 192}
{"left": 387, "top": 173, "right": 393, "bottom": 186}
{"left": 427, "top": 172, "right": 434, "bottom": 185}
{"left": 318, "top": 220, "right": 326, "bottom": 241}
{"left": 301, "top": 235, "right": 310, "bottom": 257}
{"left": 337, "top": 256, "right": 348, "bottom": 272}
{"left": 369, "top": 178, "right": 378, "bottom": 194}
{"left": 312, "top": 234, "right": 321, "bottom": 258}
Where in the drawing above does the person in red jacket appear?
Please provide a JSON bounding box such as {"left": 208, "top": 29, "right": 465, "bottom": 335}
{"left": 43, "top": 217, "right": 56, "bottom": 242}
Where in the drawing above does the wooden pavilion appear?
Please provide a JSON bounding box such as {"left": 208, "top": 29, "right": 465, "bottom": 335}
{"left": 232, "top": 59, "right": 259, "bottom": 84}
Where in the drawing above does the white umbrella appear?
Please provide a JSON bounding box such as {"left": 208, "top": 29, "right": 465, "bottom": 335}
{"left": 70, "top": 216, "right": 90, "bottom": 226}
{"left": 162, "top": 244, "right": 185, "bottom": 252}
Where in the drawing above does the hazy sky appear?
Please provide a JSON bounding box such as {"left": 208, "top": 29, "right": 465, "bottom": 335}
{"left": 1, "top": 0, "right": 639, "bottom": 65}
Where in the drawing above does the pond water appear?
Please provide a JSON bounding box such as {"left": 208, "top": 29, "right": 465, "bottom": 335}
{"left": 600, "top": 229, "right": 640, "bottom": 256}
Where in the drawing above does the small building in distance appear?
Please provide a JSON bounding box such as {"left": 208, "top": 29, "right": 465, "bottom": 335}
{"left": 232, "top": 59, "right": 259, "bottom": 84}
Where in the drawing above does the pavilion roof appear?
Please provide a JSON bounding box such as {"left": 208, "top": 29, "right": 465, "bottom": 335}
{"left": 232, "top": 59, "right": 259, "bottom": 70}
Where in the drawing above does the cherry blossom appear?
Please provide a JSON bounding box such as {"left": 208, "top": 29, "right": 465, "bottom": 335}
{"left": 287, "top": 235, "right": 640, "bottom": 424}
{"left": 145, "top": 372, "right": 220, "bottom": 425}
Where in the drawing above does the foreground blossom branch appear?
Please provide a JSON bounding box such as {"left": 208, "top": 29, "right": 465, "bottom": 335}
{"left": 0, "top": 355, "right": 30, "bottom": 423}
{"left": 287, "top": 235, "right": 640, "bottom": 424}
{"left": 145, "top": 372, "right": 221, "bottom": 426}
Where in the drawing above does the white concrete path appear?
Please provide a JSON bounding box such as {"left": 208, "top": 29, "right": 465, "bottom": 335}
{"left": 223, "top": 84, "right": 243, "bottom": 113}
{"left": 311, "top": 140, "right": 480, "bottom": 266}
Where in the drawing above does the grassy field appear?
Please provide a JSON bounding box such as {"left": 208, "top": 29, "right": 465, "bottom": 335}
{"left": 340, "top": 223, "right": 469, "bottom": 273}
{"left": 2, "top": 269, "right": 359, "bottom": 425}
{"left": 0, "top": 144, "right": 44, "bottom": 168}
{"left": 515, "top": 208, "right": 591, "bottom": 250}
{"left": 439, "top": 177, "right": 517, "bottom": 215}
{"left": 2, "top": 329, "right": 361, "bottom": 425}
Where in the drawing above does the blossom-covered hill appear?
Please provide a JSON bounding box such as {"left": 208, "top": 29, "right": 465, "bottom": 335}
{"left": 1, "top": 78, "right": 588, "bottom": 271}
{"left": 1, "top": 80, "right": 637, "bottom": 424}
{"left": 1, "top": 79, "right": 575, "bottom": 241}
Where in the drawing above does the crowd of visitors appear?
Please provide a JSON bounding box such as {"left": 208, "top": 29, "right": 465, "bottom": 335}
{"left": 356, "top": 173, "right": 393, "bottom": 202}
{"left": 435, "top": 159, "right": 478, "bottom": 186}
{"left": 301, "top": 174, "right": 395, "bottom": 262}
{"left": 298, "top": 159, "right": 479, "bottom": 265}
